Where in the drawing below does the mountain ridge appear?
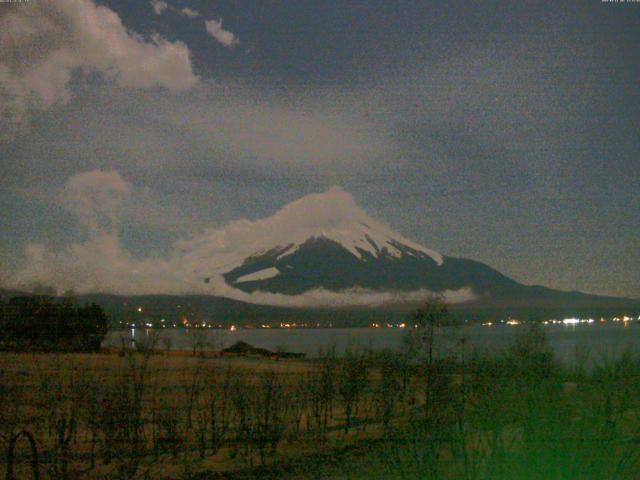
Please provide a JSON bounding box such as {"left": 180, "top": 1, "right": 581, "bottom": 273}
{"left": 4, "top": 187, "right": 638, "bottom": 318}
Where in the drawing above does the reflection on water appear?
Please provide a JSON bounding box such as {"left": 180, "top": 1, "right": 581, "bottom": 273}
{"left": 104, "top": 323, "right": 640, "bottom": 365}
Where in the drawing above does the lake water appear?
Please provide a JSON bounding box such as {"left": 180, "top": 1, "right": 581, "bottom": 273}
{"left": 104, "top": 322, "right": 640, "bottom": 365}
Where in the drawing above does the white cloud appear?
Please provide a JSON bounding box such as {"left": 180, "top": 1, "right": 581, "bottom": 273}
{"left": 13, "top": 171, "right": 199, "bottom": 295}
{"left": 151, "top": 86, "right": 386, "bottom": 166}
{"left": 207, "top": 276, "right": 475, "bottom": 308}
{"left": 151, "top": 0, "right": 169, "bottom": 16}
{"left": 205, "top": 18, "right": 239, "bottom": 48}
{"left": 174, "top": 186, "right": 442, "bottom": 272}
{"left": 62, "top": 170, "right": 131, "bottom": 234}
{"left": 0, "top": 0, "right": 197, "bottom": 140}
{"left": 180, "top": 8, "right": 200, "bottom": 18}
{"left": 14, "top": 231, "right": 474, "bottom": 303}
{"left": 150, "top": 2, "right": 200, "bottom": 19}
{"left": 2, "top": 80, "right": 391, "bottom": 181}
{"left": 11, "top": 171, "right": 476, "bottom": 305}
{"left": 16, "top": 233, "right": 197, "bottom": 296}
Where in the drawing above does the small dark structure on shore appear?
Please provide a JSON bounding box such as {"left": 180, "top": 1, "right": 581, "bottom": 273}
{"left": 221, "top": 341, "right": 305, "bottom": 359}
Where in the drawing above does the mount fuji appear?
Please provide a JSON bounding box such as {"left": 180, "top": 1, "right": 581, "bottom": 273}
{"left": 4, "top": 187, "right": 638, "bottom": 323}
{"left": 169, "top": 187, "right": 636, "bottom": 316}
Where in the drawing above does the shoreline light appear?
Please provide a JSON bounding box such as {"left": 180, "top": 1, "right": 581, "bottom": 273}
{"left": 562, "top": 318, "right": 579, "bottom": 325}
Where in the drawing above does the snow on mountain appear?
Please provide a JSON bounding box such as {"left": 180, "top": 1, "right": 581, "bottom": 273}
{"left": 178, "top": 186, "right": 443, "bottom": 279}
{"left": 15, "top": 179, "right": 637, "bottom": 312}
{"left": 235, "top": 267, "right": 280, "bottom": 283}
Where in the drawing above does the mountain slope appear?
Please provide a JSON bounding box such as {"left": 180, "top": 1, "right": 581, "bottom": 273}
{"left": 183, "top": 187, "right": 635, "bottom": 312}
{"left": 181, "top": 186, "right": 442, "bottom": 277}
{"left": 4, "top": 187, "right": 637, "bottom": 317}
{"left": 222, "top": 237, "right": 509, "bottom": 295}
{"left": 203, "top": 187, "right": 515, "bottom": 298}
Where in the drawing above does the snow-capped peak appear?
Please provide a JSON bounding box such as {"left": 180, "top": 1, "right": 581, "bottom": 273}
{"left": 178, "top": 187, "right": 443, "bottom": 277}
{"left": 274, "top": 187, "right": 442, "bottom": 263}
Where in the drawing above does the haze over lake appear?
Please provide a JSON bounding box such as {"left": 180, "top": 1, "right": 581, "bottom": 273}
{"left": 105, "top": 323, "right": 640, "bottom": 365}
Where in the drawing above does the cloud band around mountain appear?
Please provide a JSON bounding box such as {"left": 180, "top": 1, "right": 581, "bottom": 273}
{"left": 11, "top": 171, "right": 476, "bottom": 307}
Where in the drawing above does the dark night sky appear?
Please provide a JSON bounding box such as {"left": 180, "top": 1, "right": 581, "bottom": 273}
{"left": 0, "top": 0, "right": 638, "bottom": 298}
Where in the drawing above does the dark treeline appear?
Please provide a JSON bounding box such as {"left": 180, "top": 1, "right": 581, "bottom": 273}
{"left": 0, "top": 296, "right": 108, "bottom": 352}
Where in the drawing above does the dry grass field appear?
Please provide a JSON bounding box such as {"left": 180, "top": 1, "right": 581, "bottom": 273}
{"left": 0, "top": 346, "right": 403, "bottom": 479}
{"left": 2, "top": 327, "right": 640, "bottom": 479}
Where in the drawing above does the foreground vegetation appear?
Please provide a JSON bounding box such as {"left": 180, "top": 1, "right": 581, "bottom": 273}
{"left": 1, "top": 325, "right": 639, "bottom": 479}
{"left": 0, "top": 296, "right": 108, "bottom": 352}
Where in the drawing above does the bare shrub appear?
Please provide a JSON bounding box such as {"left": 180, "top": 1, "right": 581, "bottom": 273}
{"left": 338, "top": 346, "right": 369, "bottom": 434}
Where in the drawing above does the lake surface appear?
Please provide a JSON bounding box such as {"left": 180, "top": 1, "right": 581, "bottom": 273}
{"left": 104, "top": 322, "right": 640, "bottom": 365}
